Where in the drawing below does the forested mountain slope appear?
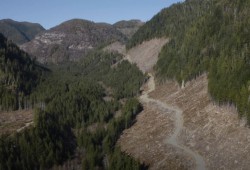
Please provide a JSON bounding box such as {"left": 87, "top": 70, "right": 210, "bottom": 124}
{"left": 21, "top": 19, "right": 127, "bottom": 64}
{"left": 0, "top": 19, "right": 45, "bottom": 45}
{"left": 0, "top": 48, "right": 147, "bottom": 169}
{"left": 126, "top": 0, "right": 212, "bottom": 49}
{"left": 128, "top": 0, "right": 250, "bottom": 122}
{"left": 0, "top": 33, "right": 46, "bottom": 111}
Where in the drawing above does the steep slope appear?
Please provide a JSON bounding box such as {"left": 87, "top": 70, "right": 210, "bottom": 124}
{"left": 120, "top": 74, "right": 208, "bottom": 170}
{"left": 128, "top": 0, "right": 250, "bottom": 121}
{"left": 0, "top": 33, "right": 46, "bottom": 111}
{"left": 126, "top": 38, "right": 168, "bottom": 73}
{"left": 0, "top": 19, "right": 45, "bottom": 45}
{"left": 103, "top": 38, "right": 168, "bottom": 72}
{"left": 148, "top": 74, "right": 250, "bottom": 170}
{"left": 126, "top": 0, "right": 212, "bottom": 49}
{"left": 118, "top": 38, "right": 206, "bottom": 170}
{"left": 21, "top": 19, "right": 127, "bottom": 64}
{"left": 120, "top": 71, "right": 250, "bottom": 170}
{"left": 114, "top": 20, "right": 144, "bottom": 39}
{"left": 118, "top": 0, "right": 250, "bottom": 169}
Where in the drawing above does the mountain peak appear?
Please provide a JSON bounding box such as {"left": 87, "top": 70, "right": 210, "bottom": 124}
{"left": 0, "top": 19, "right": 45, "bottom": 45}
{"left": 21, "top": 18, "right": 127, "bottom": 64}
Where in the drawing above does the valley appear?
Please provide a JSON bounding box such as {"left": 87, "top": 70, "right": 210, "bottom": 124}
{"left": 0, "top": 0, "right": 250, "bottom": 169}
{"left": 0, "top": 33, "right": 147, "bottom": 169}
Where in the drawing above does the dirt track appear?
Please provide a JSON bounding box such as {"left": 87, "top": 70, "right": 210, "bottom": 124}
{"left": 150, "top": 75, "right": 250, "bottom": 170}
{"left": 119, "top": 38, "right": 250, "bottom": 170}
{"left": 119, "top": 38, "right": 206, "bottom": 169}
{"left": 140, "top": 74, "right": 206, "bottom": 170}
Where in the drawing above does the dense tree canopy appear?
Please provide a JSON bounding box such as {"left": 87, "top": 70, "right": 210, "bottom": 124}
{"left": 0, "top": 44, "right": 147, "bottom": 169}
{"left": 127, "top": 0, "right": 250, "bottom": 122}
{"left": 0, "top": 33, "right": 47, "bottom": 110}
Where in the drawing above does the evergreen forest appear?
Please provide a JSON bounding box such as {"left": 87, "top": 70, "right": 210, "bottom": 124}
{"left": 0, "top": 34, "right": 147, "bottom": 169}
{"left": 127, "top": 0, "right": 250, "bottom": 122}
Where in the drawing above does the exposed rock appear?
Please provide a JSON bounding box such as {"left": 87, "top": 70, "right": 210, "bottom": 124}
{"left": 21, "top": 19, "right": 127, "bottom": 64}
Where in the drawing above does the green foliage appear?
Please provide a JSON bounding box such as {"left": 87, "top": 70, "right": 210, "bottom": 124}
{"left": 22, "top": 19, "right": 127, "bottom": 64}
{"left": 81, "top": 50, "right": 145, "bottom": 99}
{"left": 0, "top": 19, "right": 45, "bottom": 45}
{"left": 0, "top": 33, "right": 47, "bottom": 110}
{"left": 0, "top": 49, "right": 146, "bottom": 169}
{"left": 108, "top": 147, "right": 144, "bottom": 170}
{"left": 77, "top": 98, "right": 146, "bottom": 170}
{"left": 0, "top": 109, "right": 75, "bottom": 170}
{"left": 126, "top": 0, "right": 212, "bottom": 49}
{"left": 129, "top": 0, "right": 250, "bottom": 122}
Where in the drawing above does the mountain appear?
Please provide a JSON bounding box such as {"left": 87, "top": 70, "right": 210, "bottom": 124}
{"left": 128, "top": 0, "right": 250, "bottom": 121}
{"left": 113, "top": 20, "right": 144, "bottom": 39}
{"left": 126, "top": 0, "right": 211, "bottom": 49}
{"left": 21, "top": 19, "right": 127, "bottom": 64}
{"left": 0, "top": 33, "right": 46, "bottom": 110}
{"left": 0, "top": 19, "right": 45, "bottom": 45}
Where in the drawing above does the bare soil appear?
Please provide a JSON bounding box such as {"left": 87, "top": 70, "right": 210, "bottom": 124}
{"left": 126, "top": 38, "right": 169, "bottom": 73}
{"left": 150, "top": 74, "right": 250, "bottom": 170}
{"left": 119, "top": 73, "right": 250, "bottom": 170}
{"left": 103, "top": 41, "right": 126, "bottom": 55}
{"left": 118, "top": 38, "right": 250, "bottom": 170}
{"left": 119, "top": 74, "right": 205, "bottom": 170}
{"left": 0, "top": 109, "right": 34, "bottom": 134}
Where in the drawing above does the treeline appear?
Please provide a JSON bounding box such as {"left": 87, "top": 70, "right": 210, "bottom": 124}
{"left": 0, "top": 83, "right": 144, "bottom": 169}
{"left": 0, "top": 49, "right": 147, "bottom": 169}
{"left": 81, "top": 50, "right": 145, "bottom": 99}
{"left": 0, "top": 109, "right": 75, "bottom": 169}
{"left": 126, "top": 0, "right": 212, "bottom": 49}
{"left": 128, "top": 0, "right": 250, "bottom": 122}
{"left": 0, "top": 33, "right": 47, "bottom": 111}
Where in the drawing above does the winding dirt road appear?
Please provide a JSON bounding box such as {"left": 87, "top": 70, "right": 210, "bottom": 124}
{"left": 140, "top": 73, "right": 206, "bottom": 170}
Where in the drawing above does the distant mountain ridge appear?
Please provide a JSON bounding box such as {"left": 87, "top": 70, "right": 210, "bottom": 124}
{"left": 0, "top": 19, "right": 45, "bottom": 45}
{"left": 21, "top": 19, "right": 128, "bottom": 64}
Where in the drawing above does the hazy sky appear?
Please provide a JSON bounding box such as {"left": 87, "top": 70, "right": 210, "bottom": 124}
{"left": 0, "top": 0, "right": 181, "bottom": 29}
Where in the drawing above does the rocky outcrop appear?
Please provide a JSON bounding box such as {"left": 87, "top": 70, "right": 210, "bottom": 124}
{"left": 21, "top": 19, "right": 127, "bottom": 64}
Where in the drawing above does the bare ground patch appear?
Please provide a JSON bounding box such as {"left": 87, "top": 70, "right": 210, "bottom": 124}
{"left": 0, "top": 109, "right": 34, "bottom": 134}
{"left": 126, "top": 38, "right": 169, "bottom": 73}
{"left": 106, "top": 37, "right": 250, "bottom": 169}
{"left": 103, "top": 41, "right": 126, "bottom": 55}
{"left": 118, "top": 101, "right": 195, "bottom": 170}
{"left": 150, "top": 74, "right": 250, "bottom": 170}
{"left": 118, "top": 74, "right": 196, "bottom": 170}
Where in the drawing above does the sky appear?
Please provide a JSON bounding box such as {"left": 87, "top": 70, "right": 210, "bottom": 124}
{"left": 0, "top": 0, "right": 181, "bottom": 29}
